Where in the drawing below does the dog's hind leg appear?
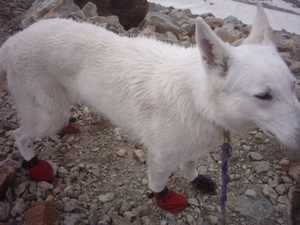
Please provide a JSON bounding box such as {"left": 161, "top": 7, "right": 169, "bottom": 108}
{"left": 180, "top": 160, "right": 217, "bottom": 194}
{"left": 147, "top": 153, "right": 188, "bottom": 215}
{"left": 14, "top": 127, "right": 35, "bottom": 161}
{"left": 14, "top": 127, "right": 55, "bottom": 182}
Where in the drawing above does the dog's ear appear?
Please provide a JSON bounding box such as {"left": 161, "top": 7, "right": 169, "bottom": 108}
{"left": 195, "top": 17, "right": 230, "bottom": 77}
{"left": 243, "top": 3, "right": 273, "bottom": 45}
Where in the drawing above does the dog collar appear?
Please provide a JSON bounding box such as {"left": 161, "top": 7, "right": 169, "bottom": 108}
{"left": 221, "top": 130, "right": 232, "bottom": 225}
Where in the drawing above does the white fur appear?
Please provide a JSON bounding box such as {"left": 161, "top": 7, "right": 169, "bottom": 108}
{"left": 0, "top": 4, "right": 299, "bottom": 192}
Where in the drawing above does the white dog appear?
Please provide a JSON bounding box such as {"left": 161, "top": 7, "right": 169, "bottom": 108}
{"left": 0, "top": 4, "right": 299, "bottom": 214}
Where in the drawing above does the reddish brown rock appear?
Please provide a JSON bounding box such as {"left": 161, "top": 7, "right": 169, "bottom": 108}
{"left": 111, "top": 0, "right": 148, "bottom": 30}
{"left": 23, "top": 201, "right": 59, "bottom": 225}
{"left": 288, "top": 163, "right": 300, "bottom": 184}
{"left": 0, "top": 166, "right": 17, "bottom": 200}
{"left": 74, "top": 0, "right": 149, "bottom": 30}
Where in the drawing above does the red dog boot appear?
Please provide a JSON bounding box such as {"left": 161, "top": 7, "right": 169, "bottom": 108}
{"left": 58, "top": 118, "right": 79, "bottom": 136}
{"left": 22, "top": 156, "right": 55, "bottom": 182}
{"left": 149, "top": 187, "right": 188, "bottom": 215}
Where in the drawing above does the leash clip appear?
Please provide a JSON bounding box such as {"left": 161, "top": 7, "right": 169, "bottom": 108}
{"left": 222, "top": 130, "right": 232, "bottom": 146}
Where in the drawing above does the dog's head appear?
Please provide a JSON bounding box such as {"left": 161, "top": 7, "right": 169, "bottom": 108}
{"left": 195, "top": 4, "right": 300, "bottom": 150}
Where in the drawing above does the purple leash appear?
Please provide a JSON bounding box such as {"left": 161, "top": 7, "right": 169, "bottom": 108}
{"left": 221, "top": 134, "right": 232, "bottom": 225}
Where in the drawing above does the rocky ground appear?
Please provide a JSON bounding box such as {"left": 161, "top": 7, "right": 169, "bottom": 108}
{"left": 0, "top": 0, "right": 300, "bottom": 225}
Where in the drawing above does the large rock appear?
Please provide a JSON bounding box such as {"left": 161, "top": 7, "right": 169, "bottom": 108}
{"left": 0, "top": 166, "right": 17, "bottom": 200}
{"left": 74, "top": 0, "right": 148, "bottom": 30}
{"left": 142, "top": 12, "right": 186, "bottom": 38}
{"left": 111, "top": 0, "right": 148, "bottom": 30}
{"left": 236, "top": 195, "right": 274, "bottom": 221}
{"left": 289, "top": 163, "right": 300, "bottom": 183}
{"left": 74, "top": 0, "right": 111, "bottom": 16}
{"left": 203, "top": 16, "right": 223, "bottom": 29}
{"left": 0, "top": 202, "right": 10, "bottom": 221}
{"left": 23, "top": 201, "right": 59, "bottom": 225}
{"left": 21, "top": 0, "right": 80, "bottom": 29}
{"left": 214, "top": 27, "right": 237, "bottom": 44}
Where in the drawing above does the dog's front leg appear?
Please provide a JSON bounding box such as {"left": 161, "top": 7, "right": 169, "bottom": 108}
{"left": 180, "top": 160, "right": 217, "bottom": 194}
{"left": 147, "top": 153, "right": 188, "bottom": 215}
{"left": 14, "top": 127, "right": 54, "bottom": 182}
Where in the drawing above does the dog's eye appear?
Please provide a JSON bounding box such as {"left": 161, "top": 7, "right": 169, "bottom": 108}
{"left": 255, "top": 93, "right": 272, "bottom": 100}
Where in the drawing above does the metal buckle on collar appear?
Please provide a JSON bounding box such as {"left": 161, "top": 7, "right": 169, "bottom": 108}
{"left": 222, "top": 130, "right": 232, "bottom": 145}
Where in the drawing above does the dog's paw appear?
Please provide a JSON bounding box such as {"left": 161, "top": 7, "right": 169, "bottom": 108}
{"left": 29, "top": 160, "right": 55, "bottom": 182}
{"left": 288, "top": 184, "right": 300, "bottom": 225}
{"left": 58, "top": 121, "right": 79, "bottom": 136}
{"left": 149, "top": 187, "right": 188, "bottom": 215}
{"left": 22, "top": 156, "right": 55, "bottom": 182}
{"left": 191, "top": 174, "right": 217, "bottom": 194}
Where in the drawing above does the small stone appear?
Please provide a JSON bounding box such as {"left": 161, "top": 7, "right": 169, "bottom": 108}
{"left": 212, "top": 153, "right": 221, "bottom": 161}
{"left": 91, "top": 167, "right": 101, "bottom": 178}
{"left": 0, "top": 202, "right": 10, "bottom": 221}
{"left": 262, "top": 184, "right": 278, "bottom": 200}
{"left": 160, "top": 220, "right": 168, "bottom": 225}
{"left": 206, "top": 205, "right": 216, "bottom": 212}
{"left": 111, "top": 215, "right": 132, "bottom": 225}
{"left": 38, "top": 181, "right": 54, "bottom": 190}
{"left": 11, "top": 198, "right": 26, "bottom": 217}
{"left": 281, "top": 175, "right": 293, "bottom": 183}
{"left": 188, "top": 198, "right": 199, "bottom": 207}
{"left": 242, "top": 145, "right": 251, "bottom": 151}
{"left": 277, "top": 195, "right": 289, "bottom": 204}
{"left": 251, "top": 161, "right": 271, "bottom": 174}
{"left": 197, "top": 166, "right": 207, "bottom": 174}
{"left": 89, "top": 206, "right": 99, "bottom": 225}
{"left": 54, "top": 200, "right": 64, "bottom": 211}
{"left": 255, "top": 132, "right": 264, "bottom": 140}
{"left": 141, "top": 178, "right": 148, "bottom": 185}
{"left": 276, "top": 218, "right": 285, "bottom": 224}
{"left": 186, "top": 213, "right": 196, "bottom": 225}
{"left": 82, "top": 2, "right": 98, "bottom": 18}
{"left": 99, "top": 193, "right": 115, "bottom": 203}
{"left": 63, "top": 214, "right": 82, "bottom": 225}
{"left": 279, "top": 159, "right": 289, "bottom": 166}
{"left": 23, "top": 201, "right": 59, "bottom": 225}
{"left": 245, "top": 189, "right": 257, "bottom": 199}
{"left": 268, "top": 180, "right": 278, "bottom": 188}
{"left": 132, "top": 150, "right": 146, "bottom": 163}
{"left": 203, "top": 17, "right": 223, "bottom": 29}
{"left": 119, "top": 200, "right": 132, "bottom": 215}
{"left": 65, "top": 135, "right": 75, "bottom": 144}
{"left": 57, "top": 167, "right": 69, "bottom": 178}
{"left": 275, "top": 184, "right": 288, "bottom": 195}
{"left": 117, "top": 149, "right": 127, "bottom": 157}
{"left": 134, "top": 205, "right": 149, "bottom": 217}
{"left": 5, "top": 130, "right": 14, "bottom": 136}
{"left": 14, "top": 181, "right": 30, "bottom": 196}
{"left": 165, "top": 31, "right": 178, "bottom": 43}
{"left": 64, "top": 199, "right": 78, "bottom": 212}
{"left": 208, "top": 215, "right": 218, "bottom": 224}
{"left": 249, "top": 152, "right": 263, "bottom": 161}
{"left": 91, "top": 147, "right": 100, "bottom": 152}
{"left": 123, "top": 210, "right": 139, "bottom": 221}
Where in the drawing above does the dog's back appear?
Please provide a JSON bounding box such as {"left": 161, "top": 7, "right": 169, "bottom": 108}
{"left": 0, "top": 18, "right": 207, "bottom": 151}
